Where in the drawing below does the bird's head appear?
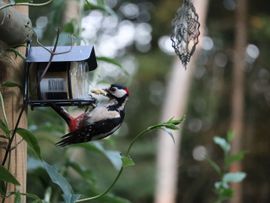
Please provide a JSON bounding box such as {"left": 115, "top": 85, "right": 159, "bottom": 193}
{"left": 105, "top": 84, "right": 129, "bottom": 100}
{"left": 92, "top": 84, "right": 129, "bottom": 101}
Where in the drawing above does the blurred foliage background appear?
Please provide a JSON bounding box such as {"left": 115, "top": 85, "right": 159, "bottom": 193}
{"left": 25, "top": 0, "right": 270, "bottom": 202}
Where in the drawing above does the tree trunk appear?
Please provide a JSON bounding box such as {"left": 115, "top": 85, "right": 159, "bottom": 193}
{"left": 0, "top": 5, "right": 28, "bottom": 203}
{"left": 154, "top": 1, "right": 209, "bottom": 203}
{"left": 229, "top": 0, "right": 247, "bottom": 203}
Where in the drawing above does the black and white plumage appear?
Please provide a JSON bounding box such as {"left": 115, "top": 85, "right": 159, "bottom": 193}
{"left": 50, "top": 84, "right": 129, "bottom": 147}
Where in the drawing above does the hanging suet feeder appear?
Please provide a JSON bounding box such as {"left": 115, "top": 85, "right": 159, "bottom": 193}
{"left": 25, "top": 45, "right": 97, "bottom": 108}
{"left": 171, "top": 0, "right": 200, "bottom": 68}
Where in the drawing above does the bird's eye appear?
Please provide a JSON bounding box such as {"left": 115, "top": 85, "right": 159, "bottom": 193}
{"left": 110, "top": 87, "right": 116, "bottom": 92}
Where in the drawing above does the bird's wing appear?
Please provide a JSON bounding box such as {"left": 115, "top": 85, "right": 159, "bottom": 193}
{"left": 56, "top": 117, "right": 122, "bottom": 147}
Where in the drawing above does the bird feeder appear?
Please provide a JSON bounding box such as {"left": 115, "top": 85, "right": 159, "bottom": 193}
{"left": 25, "top": 45, "right": 97, "bottom": 108}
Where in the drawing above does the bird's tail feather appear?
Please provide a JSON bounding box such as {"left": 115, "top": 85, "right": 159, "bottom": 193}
{"left": 56, "top": 129, "right": 86, "bottom": 147}
{"left": 56, "top": 132, "right": 75, "bottom": 147}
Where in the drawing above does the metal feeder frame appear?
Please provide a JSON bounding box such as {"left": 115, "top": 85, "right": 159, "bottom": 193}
{"left": 24, "top": 44, "right": 98, "bottom": 108}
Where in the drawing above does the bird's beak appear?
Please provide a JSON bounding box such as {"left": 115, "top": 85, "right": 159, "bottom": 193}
{"left": 91, "top": 88, "right": 108, "bottom": 96}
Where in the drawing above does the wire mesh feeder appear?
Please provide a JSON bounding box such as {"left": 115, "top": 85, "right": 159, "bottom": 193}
{"left": 171, "top": 0, "right": 200, "bottom": 68}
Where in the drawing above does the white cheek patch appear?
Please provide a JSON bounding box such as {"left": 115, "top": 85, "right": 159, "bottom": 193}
{"left": 113, "top": 89, "right": 127, "bottom": 98}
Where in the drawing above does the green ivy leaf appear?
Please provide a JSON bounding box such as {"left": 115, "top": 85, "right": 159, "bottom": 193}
{"left": 223, "top": 172, "right": 246, "bottom": 183}
{"left": 43, "top": 162, "right": 80, "bottom": 203}
{"left": 121, "top": 155, "right": 135, "bottom": 168}
{"left": 16, "top": 128, "right": 41, "bottom": 159}
{"left": 213, "top": 136, "right": 230, "bottom": 153}
{"left": 0, "top": 166, "right": 20, "bottom": 185}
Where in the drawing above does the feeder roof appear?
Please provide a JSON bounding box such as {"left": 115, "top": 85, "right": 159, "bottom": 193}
{"left": 26, "top": 45, "right": 97, "bottom": 70}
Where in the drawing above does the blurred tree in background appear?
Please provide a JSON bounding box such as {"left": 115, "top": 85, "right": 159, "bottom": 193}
{"left": 25, "top": 0, "right": 270, "bottom": 203}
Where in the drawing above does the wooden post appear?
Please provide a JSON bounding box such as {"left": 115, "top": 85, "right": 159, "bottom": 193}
{"left": 0, "top": 5, "right": 28, "bottom": 203}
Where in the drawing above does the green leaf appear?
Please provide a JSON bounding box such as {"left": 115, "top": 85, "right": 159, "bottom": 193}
{"left": 161, "top": 117, "right": 185, "bottom": 130}
{"left": 104, "top": 150, "right": 122, "bottom": 170}
{"left": 14, "top": 190, "right": 21, "bottom": 203}
{"left": 225, "top": 151, "right": 245, "bottom": 167}
{"left": 42, "top": 162, "right": 80, "bottom": 203}
{"left": 14, "top": 0, "right": 29, "bottom": 3}
{"left": 67, "top": 161, "right": 95, "bottom": 184}
{"left": 0, "top": 181, "right": 5, "bottom": 195}
{"left": 223, "top": 172, "right": 246, "bottom": 183}
{"left": 99, "top": 193, "right": 131, "bottom": 203}
{"left": 0, "top": 166, "right": 20, "bottom": 185}
{"left": 75, "top": 142, "right": 122, "bottom": 170}
{"left": 226, "top": 130, "right": 234, "bottom": 143}
{"left": 1, "top": 81, "right": 22, "bottom": 89}
{"left": 220, "top": 188, "right": 234, "bottom": 198}
{"left": 0, "top": 92, "right": 8, "bottom": 127}
{"left": 121, "top": 155, "right": 135, "bottom": 168}
{"left": 216, "top": 187, "right": 233, "bottom": 199}
{"left": 206, "top": 158, "right": 221, "bottom": 175}
{"left": 0, "top": 119, "right": 10, "bottom": 136}
{"left": 9, "top": 191, "right": 44, "bottom": 203}
{"left": 164, "top": 123, "right": 179, "bottom": 130}
{"left": 16, "top": 128, "right": 41, "bottom": 159}
{"left": 43, "top": 187, "right": 52, "bottom": 203}
{"left": 213, "top": 136, "right": 230, "bottom": 153}
{"left": 215, "top": 181, "right": 228, "bottom": 190}
{"left": 84, "top": 0, "right": 115, "bottom": 15}
{"left": 63, "top": 22, "right": 75, "bottom": 34}
{"left": 168, "top": 116, "right": 185, "bottom": 125}
{"left": 27, "top": 157, "right": 43, "bottom": 171}
{"left": 63, "top": 194, "right": 81, "bottom": 203}
{"left": 24, "top": 192, "right": 43, "bottom": 203}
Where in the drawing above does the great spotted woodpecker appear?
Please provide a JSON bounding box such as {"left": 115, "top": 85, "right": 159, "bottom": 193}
{"left": 50, "top": 84, "right": 129, "bottom": 147}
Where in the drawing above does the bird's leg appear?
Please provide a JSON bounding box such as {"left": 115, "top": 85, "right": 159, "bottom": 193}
{"left": 48, "top": 103, "right": 73, "bottom": 125}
